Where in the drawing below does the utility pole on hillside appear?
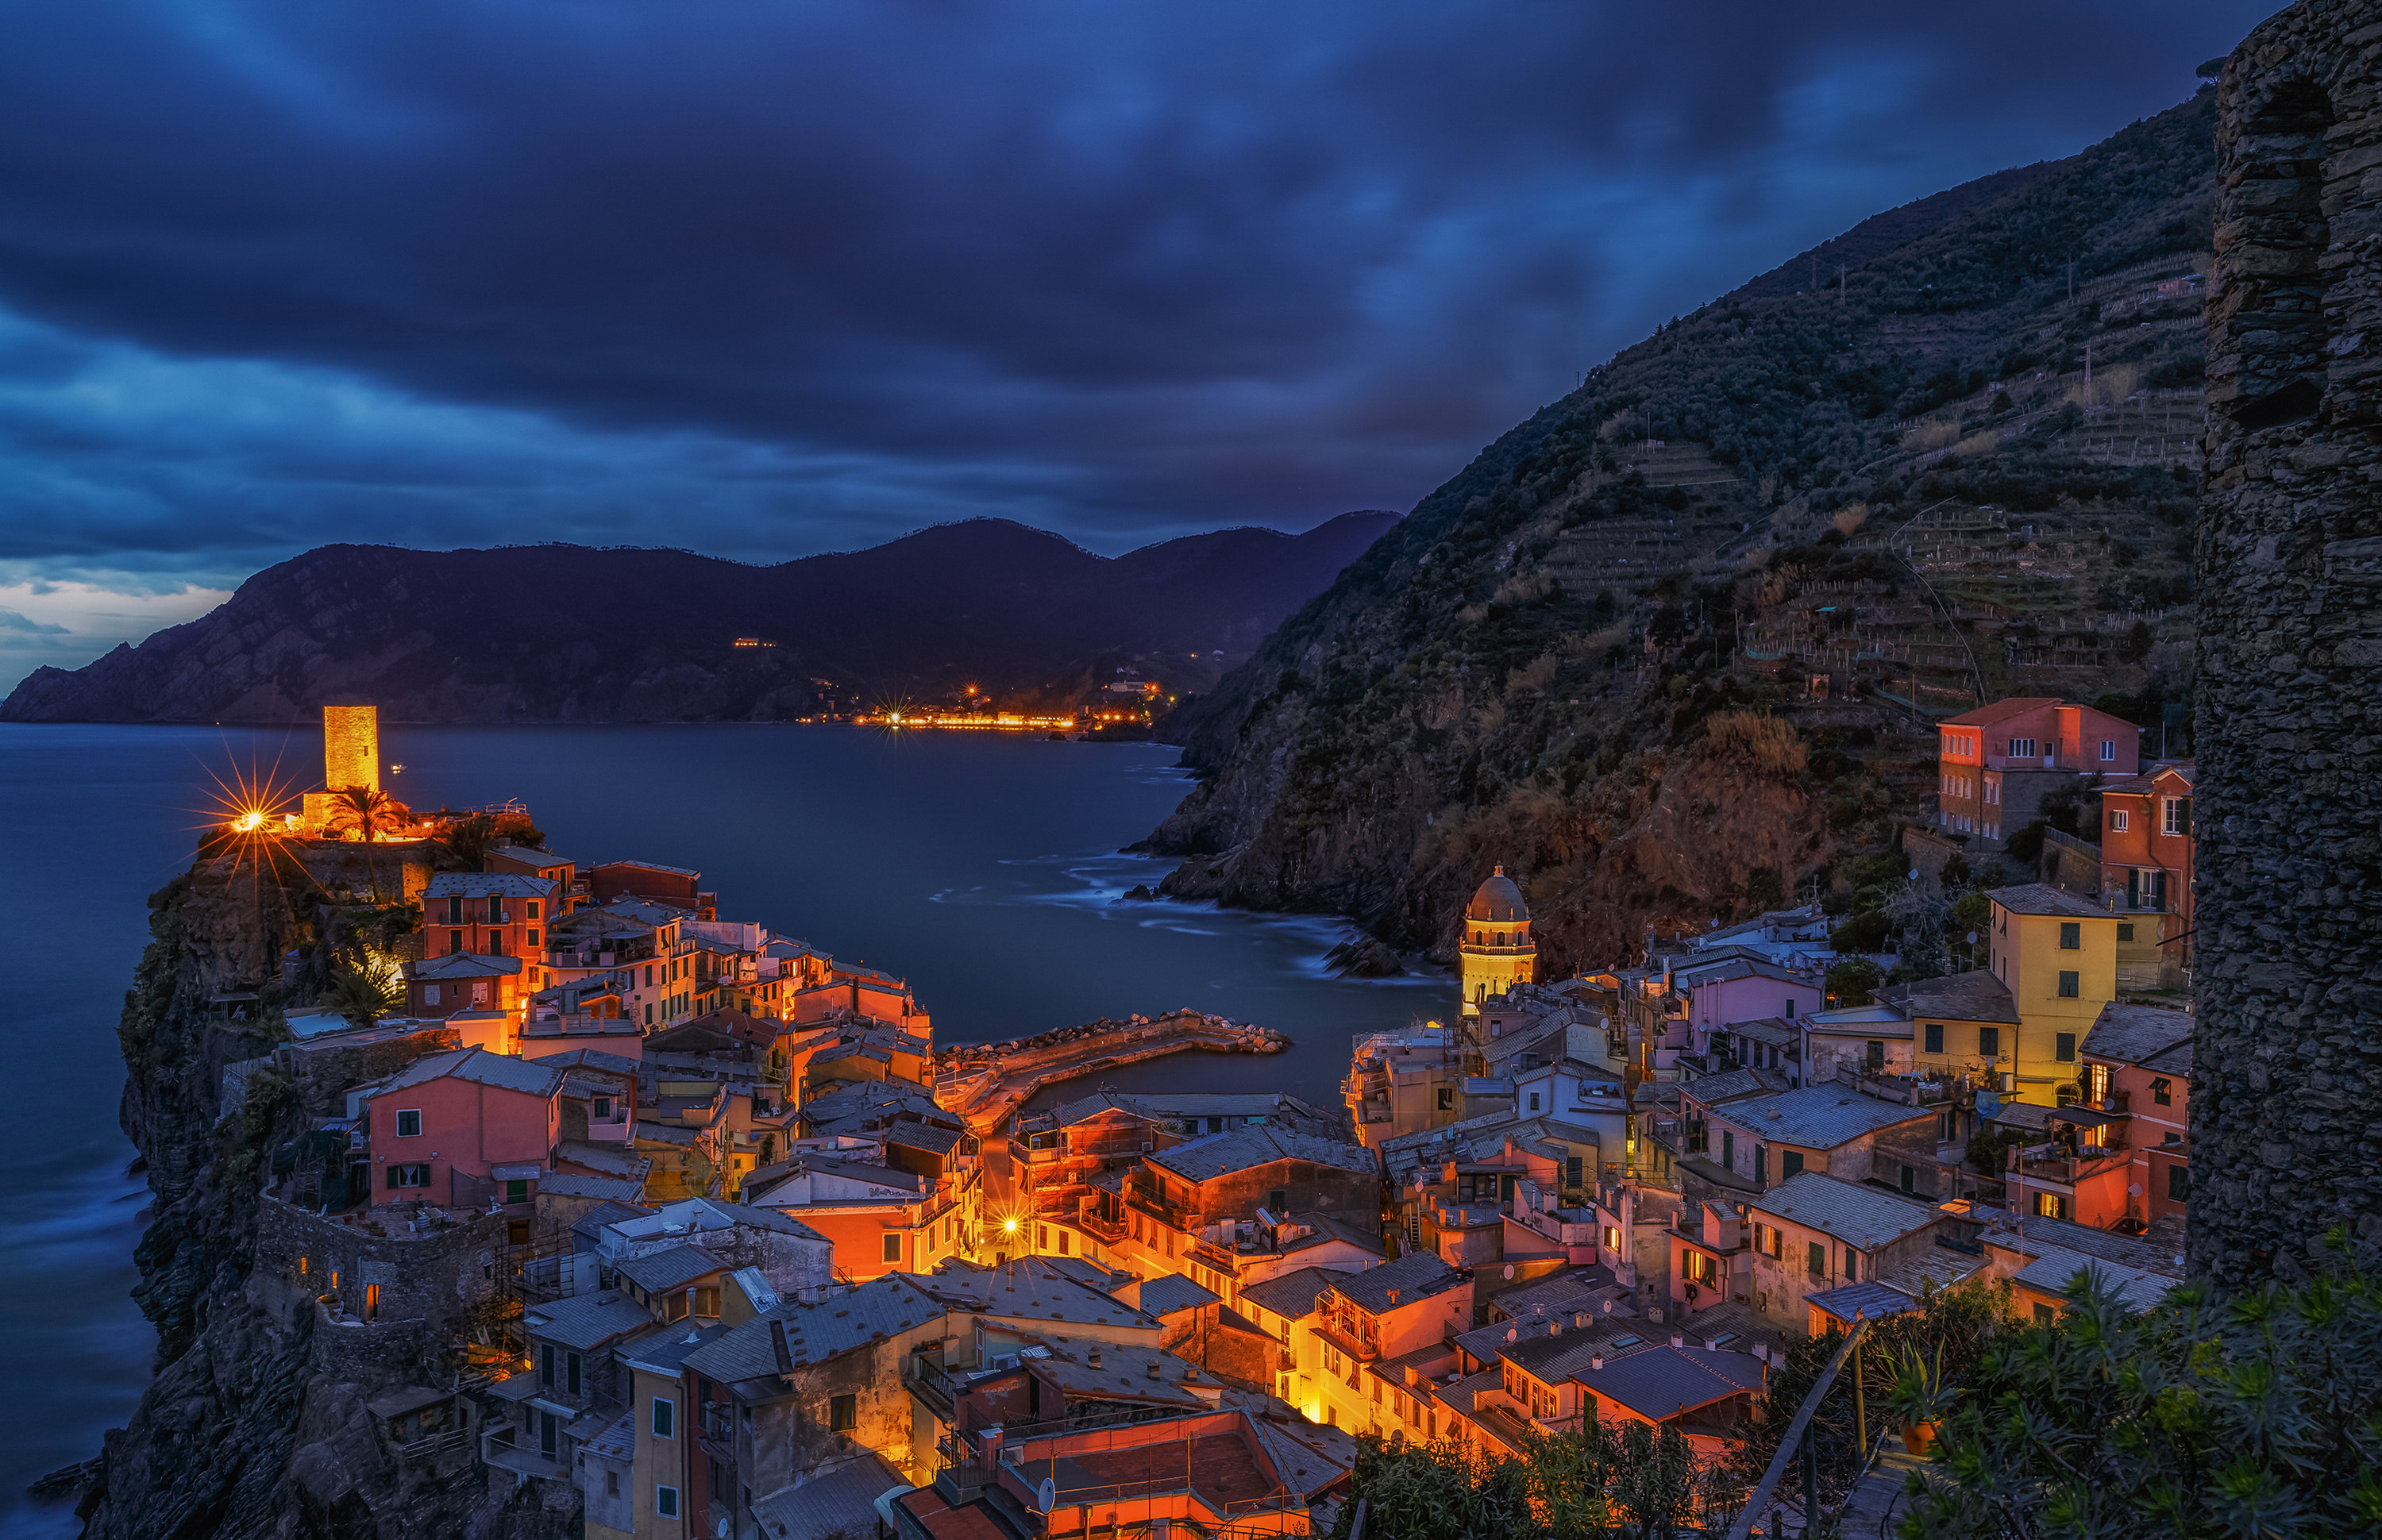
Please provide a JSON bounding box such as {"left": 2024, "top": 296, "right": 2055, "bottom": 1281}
{"left": 2068, "top": 261, "right": 2076, "bottom": 302}
{"left": 1839, "top": 265, "right": 1846, "bottom": 305}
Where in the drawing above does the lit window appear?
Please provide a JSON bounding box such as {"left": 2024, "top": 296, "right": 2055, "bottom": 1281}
{"left": 2152, "top": 1077, "right": 2172, "bottom": 1107}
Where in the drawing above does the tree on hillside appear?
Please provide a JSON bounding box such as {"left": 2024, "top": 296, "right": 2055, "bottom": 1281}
{"left": 435, "top": 810, "right": 545, "bottom": 872}
{"left": 1328, "top": 1422, "right": 1743, "bottom": 1540}
{"left": 1904, "top": 1256, "right": 2382, "bottom": 1538}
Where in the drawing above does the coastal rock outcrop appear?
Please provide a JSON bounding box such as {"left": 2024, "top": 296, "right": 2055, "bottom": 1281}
{"left": 75, "top": 840, "right": 561, "bottom": 1540}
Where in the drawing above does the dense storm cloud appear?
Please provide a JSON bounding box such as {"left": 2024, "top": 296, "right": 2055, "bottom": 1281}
{"left": 0, "top": 0, "right": 2276, "bottom": 679}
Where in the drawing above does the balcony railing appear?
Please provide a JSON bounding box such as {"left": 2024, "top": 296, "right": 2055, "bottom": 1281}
{"left": 480, "top": 1427, "right": 565, "bottom": 1482}
{"left": 1081, "top": 1211, "right": 1127, "bottom": 1242}
{"left": 908, "top": 1354, "right": 963, "bottom": 1415}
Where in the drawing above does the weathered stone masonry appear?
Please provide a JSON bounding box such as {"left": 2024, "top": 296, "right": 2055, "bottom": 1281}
{"left": 2195, "top": 0, "right": 2382, "bottom": 1284}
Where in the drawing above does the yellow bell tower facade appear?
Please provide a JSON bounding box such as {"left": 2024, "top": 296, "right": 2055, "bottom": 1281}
{"left": 1459, "top": 863, "right": 1536, "bottom": 1016}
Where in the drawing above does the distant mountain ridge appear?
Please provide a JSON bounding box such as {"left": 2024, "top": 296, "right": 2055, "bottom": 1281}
{"left": 1, "top": 513, "right": 1397, "bottom": 722}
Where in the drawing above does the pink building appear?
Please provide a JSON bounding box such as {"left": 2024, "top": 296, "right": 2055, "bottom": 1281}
{"left": 360, "top": 1048, "right": 569, "bottom": 1209}
{"left": 1936, "top": 698, "right": 2141, "bottom": 841}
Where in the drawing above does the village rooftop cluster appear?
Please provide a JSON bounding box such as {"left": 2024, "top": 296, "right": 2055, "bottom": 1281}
{"left": 216, "top": 699, "right": 2197, "bottom": 1540}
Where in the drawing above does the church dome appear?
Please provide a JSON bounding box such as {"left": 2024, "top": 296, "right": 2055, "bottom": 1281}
{"left": 1466, "top": 864, "right": 1529, "bottom": 924}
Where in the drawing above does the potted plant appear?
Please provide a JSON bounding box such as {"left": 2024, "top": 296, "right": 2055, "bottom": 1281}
{"left": 1887, "top": 1342, "right": 1959, "bottom": 1455}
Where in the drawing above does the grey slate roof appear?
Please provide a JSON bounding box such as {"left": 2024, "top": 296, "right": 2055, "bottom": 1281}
{"left": 682, "top": 1274, "right": 942, "bottom": 1384}
{"left": 1238, "top": 1266, "right": 1351, "bottom": 1323}
{"left": 1040, "top": 1088, "right": 1156, "bottom": 1128}
{"left": 1708, "top": 1087, "right": 1933, "bottom": 1149}
{"left": 528, "top": 1046, "right": 642, "bottom": 1076}
{"left": 1147, "top": 1126, "right": 1378, "bottom": 1183}
{"left": 2081, "top": 1002, "right": 2195, "bottom": 1075}
{"left": 579, "top": 1410, "right": 635, "bottom": 1464}
{"left": 378, "top": 1046, "right": 558, "bottom": 1097}
{"left": 1681, "top": 1067, "right": 1794, "bottom": 1107}
{"left": 553, "top": 1142, "right": 651, "bottom": 1181}
{"left": 404, "top": 952, "right": 525, "bottom": 981}
{"left": 1571, "top": 1345, "right": 1767, "bottom": 1419}
{"left": 904, "top": 1258, "right": 1160, "bottom": 1330}
{"left": 1127, "top": 1274, "right": 1220, "bottom": 1317}
{"left": 423, "top": 872, "right": 556, "bottom": 899}
{"left": 1805, "top": 1280, "right": 1922, "bottom": 1325}
{"left": 1486, "top": 1265, "right": 1623, "bottom": 1322}
{"left": 750, "top": 1454, "right": 909, "bottom": 1540}
{"left": 569, "top": 1199, "right": 654, "bottom": 1242}
{"left": 1327, "top": 1252, "right": 1466, "bottom": 1316}
{"left": 1876, "top": 970, "right": 2021, "bottom": 1026}
{"left": 617, "top": 1321, "right": 727, "bottom": 1375}
{"left": 1498, "top": 1319, "right": 1659, "bottom": 1382}
{"left": 2010, "top": 1245, "right": 2180, "bottom": 1312}
{"left": 885, "top": 1120, "right": 966, "bottom": 1155}
{"left": 1987, "top": 884, "right": 2116, "bottom": 920}
{"left": 615, "top": 1245, "right": 729, "bottom": 1294}
{"left": 1744, "top": 1172, "right": 1941, "bottom": 1251}
{"left": 523, "top": 1290, "right": 657, "bottom": 1351}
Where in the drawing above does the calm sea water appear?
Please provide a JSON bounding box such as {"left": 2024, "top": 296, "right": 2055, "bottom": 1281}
{"left": 0, "top": 722, "right": 1448, "bottom": 1536}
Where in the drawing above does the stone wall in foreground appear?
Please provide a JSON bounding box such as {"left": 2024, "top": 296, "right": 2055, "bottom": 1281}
{"left": 2194, "top": 0, "right": 2382, "bottom": 1284}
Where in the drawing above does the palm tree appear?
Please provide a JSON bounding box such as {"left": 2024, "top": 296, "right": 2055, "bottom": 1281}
{"left": 326, "top": 787, "right": 407, "bottom": 844}
{"left": 320, "top": 960, "right": 404, "bottom": 1030}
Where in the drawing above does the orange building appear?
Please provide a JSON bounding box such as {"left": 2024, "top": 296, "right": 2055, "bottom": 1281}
{"left": 1934, "top": 699, "right": 2140, "bottom": 842}
{"left": 2099, "top": 762, "right": 2194, "bottom": 985}
{"left": 2045, "top": 1003, "right": 2193, "bottom": 1230}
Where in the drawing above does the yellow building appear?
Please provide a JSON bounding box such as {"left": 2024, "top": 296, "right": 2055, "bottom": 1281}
{"left": 1459, "top": 864, "right": 1536, "bottom": 1017}
{"left": 1983, "top": 884, "right": 2118, "bottom": 1103}
{"left": 1868, "top": 884, "right": 2119, "bottom": 1107}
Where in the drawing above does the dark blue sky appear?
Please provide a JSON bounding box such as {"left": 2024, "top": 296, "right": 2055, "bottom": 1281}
{"left": 0, "top": 1, "right": 2277, "bottom": 684}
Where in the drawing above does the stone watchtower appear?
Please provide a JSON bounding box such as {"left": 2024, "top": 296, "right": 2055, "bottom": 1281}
{"left": 1459, "top": 864, "right": 1536, "bottom": 1017}
{"left": 322, "top": 704, "right": 380, "bottom": 794}
{"left": 2194, "top": 2, "right": 2382, "bottom": 1284}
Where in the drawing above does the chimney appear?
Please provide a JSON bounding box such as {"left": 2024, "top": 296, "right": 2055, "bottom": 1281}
{"left": 1590, "top": 1356, "right": 1604, "bottom": 1371}
{"left": 1088, "top": 1349, "right": 1102, "bottom": 1369}
{"left": 1147, "top": 1358, "right": 1162, "bottom": 1380}
{"left": 1671, "top": 1334, "right": 1684, "bottom": 1349}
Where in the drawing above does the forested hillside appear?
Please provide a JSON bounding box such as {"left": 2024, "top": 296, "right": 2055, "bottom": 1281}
{"left": 1146, "top": 91, "right": 2217, "bottom": 972}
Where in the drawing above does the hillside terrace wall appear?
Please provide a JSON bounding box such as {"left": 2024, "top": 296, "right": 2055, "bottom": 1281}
{"left": 2195, "top": 0, "right": 2382, "bottom": 1282}
{"left": 253, "top": 1192, "right": 507, "bottom": 1330}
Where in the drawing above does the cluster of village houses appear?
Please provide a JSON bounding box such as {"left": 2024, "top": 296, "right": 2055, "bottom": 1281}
{"left": 249, "top": 697, "right": 2195, "bottom": 1540}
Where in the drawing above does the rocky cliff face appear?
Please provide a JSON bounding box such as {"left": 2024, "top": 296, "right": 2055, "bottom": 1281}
{"left": 81, "top": 841, "right": 566, "bottom": 1540}
{"left": 2, "top": 514, "right": 1396, "bottom": 724}
{"left": 2190, "top": 0, "right": 2382, "bottom": 1285}
{"left": 1147, "top": 94, "right": 2223, "bottom": 970}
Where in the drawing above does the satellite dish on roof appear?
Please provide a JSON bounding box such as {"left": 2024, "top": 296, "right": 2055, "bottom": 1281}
{"left": 1503, "top": 1264, "right": 1516, "bottom": 1280}
{"left": 1967, "top": 932, "right": 1979, "bottom": 944}
{"left": 1036, "top": 1477, "right": 1056, "bottom": 1513}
